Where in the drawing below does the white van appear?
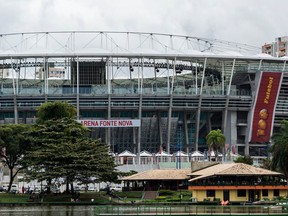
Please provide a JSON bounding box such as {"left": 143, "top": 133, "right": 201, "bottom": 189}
{"left": 11, "top": 184, "right": 18, "bottom": 192}
{"left": 2, "top": 184, "right": 18, "bottom": 193}
{"left": 110, "top": 185, "right": 122, "bottom": 192}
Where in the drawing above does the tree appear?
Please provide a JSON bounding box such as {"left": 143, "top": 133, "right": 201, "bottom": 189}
{"left": 36, "top": 101, "right": 77, "bottom": 124}
{"left": 0, "top": 124, "right": 31, "bottom": 192}
{"left": 270, "top": 120, "right": 288, "bottom": 181}
{"left": 22, "top": 117, "right": 88, "bottom": 192}
{"left": 234, "top": 155, "right": 253, "bottom": 165}
{"left": 23, "top": 101, "right": 116, "bottom": 193}
{"left": 206, "top": 129, "right": 226, "bottom": 161}
{"left": 259, "top": 158, "right": 272, "bottom": 170}
{"left": 23, "top": 101, "right": 81, "bottom": 192}
{"left": 24, "top": 123, "right": 115, "bottom": 193}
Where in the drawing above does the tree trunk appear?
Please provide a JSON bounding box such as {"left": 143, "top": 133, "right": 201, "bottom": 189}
{"left": 65, "top": 179, "right": 69, "bottom": 194}
{"left": 47, "top": 178, "right": 52, "bottom": 193}
{"left": 70, "top": 183, "right": 74, "bottom": 194}
{"left": 7, "top": 167, "right": 15, "bottom": 192}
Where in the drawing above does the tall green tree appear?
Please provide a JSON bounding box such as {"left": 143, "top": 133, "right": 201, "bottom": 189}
{"left": 23, "top": 118, "right": 87, "bottom": 191}
{"left": 0, "top": 124, "right": 31, "bottom": 192}
{"left": 23, "top": 101, "right": 79, "bottom": 193}
{"left": 24, "top": 121, "right": 115, "bottom": 192}
{"left": 206, "top": 129, "right": 226, "bottom": 161}
{"left": 23, "top": 101, "right": 116, "bottom": 193}
{"left": 270, "top": 120, "right": 288, "bottom": 180}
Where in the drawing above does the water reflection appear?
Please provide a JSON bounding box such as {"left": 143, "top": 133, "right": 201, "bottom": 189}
{"left": 0, "top": 206, "right": 95, "bottom": 216}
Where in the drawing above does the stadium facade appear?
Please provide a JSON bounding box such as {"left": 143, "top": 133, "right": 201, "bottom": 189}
{"left": 0, "top": 31, "right": 287, "bottom": 162}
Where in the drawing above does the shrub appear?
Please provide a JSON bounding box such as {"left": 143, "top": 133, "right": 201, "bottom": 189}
{"left": 167, "top": 198, "right": 181, "bottom": 202}
{"left": 158, "top": 190, "right": 174, "bottom": 196}
{"left": 155, "top": 196, "right": 166, "bottom": 200}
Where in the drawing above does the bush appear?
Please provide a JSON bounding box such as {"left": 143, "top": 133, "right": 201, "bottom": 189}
{"left": 155, "top": 196, "right": 166, "bottom": 200}
{"left": 158, "top": 190, "right": 174, "bottom": 196}
{"left": 114, "top": 191, "right": 142, "bottom": 198}
{"left": 167, "top": 198, "right": 181, "bottom": 202}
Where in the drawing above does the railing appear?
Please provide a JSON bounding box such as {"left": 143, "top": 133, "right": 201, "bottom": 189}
{"left": 189, "top": 181, "right": 287, "bottom": 186}
{"left": 94, "top": 205, "right": 288, "bottom": 215}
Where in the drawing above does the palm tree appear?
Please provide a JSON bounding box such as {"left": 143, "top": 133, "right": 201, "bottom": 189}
{"left": 271, "top": 120, "right": 288, "bottom": 181}
{"left": 206, "top": 129, "right": 226, "bottom": 161}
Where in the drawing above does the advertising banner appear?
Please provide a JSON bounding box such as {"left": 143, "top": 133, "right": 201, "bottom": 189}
{"left": 250, "top": 72, "right": 282, "bottom": 143}
{"left": 78, "top": 119, "right": 141, "bottom": 127}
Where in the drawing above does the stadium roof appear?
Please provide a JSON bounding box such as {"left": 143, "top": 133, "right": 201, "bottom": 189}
{"left": 0, "top": 31, "right": 276, "bottom": 60}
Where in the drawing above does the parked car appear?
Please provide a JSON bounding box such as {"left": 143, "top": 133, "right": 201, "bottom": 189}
{"left": 110, "top": 186, "right": 122, "bottom": 192}
{"left": 87, "top": 185, "right": 96, "bottom": 192}
{"left": 10, "top": 184, "right": 19, "bottom": 193}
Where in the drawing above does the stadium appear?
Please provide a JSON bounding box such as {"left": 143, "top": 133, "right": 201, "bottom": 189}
{"left": 0, "top": 31, "right": 287, "bottom": 164}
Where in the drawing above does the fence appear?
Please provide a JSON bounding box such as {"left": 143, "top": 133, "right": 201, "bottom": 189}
{"left": 94, "top": 205, "right": 288, "bottom": 215}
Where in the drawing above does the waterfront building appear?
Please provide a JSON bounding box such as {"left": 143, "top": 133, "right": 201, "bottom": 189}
{"left": 188, "top": 163, "right": 288, "bottom": 203}
{"left": 121, "top": 169, "right": 191, "bottom": 191}
{"left": 122, "top": 162, "right": 288, "bottom": 203}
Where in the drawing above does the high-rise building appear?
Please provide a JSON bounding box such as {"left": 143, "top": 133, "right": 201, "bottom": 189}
{"left": 262, "top": 36, "right": 288, "bottom": 57}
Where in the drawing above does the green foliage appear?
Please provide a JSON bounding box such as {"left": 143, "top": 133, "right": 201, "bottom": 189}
{"left": 0, "top": 193, "right": 30, "bottom": 203}
{"left": 114, "top": 191, "right": 142, "bottom": 198}
{"left": 0, "top": 124, "right": 32, "bottom": 192}
{"left": 158, "top": 190, "right": 174, "bottom": 196}
{"left": 0, "top": 192, "right": 112, "bottom": 204}
{"left": 166, "top": 197, "right": 181, "bottom": 202}
{"left": 23, "top": 101, "right": 116, "bottom": 192}
{"left": 260, "top": 158, "right": 272, "bottom": 170}
{"left": 119, "top": 170, "right": 138, "bottom": 177}
{"left": 22, "top": 117, "right": 89, "bottom": 181}
{"left": 234, "top": 155, "right": 253, "bottom": 165}
{"left": 155, "top": 196, "right": 166, "bottom": 200}
{"left": 179, "top": 190, "right": 192, "bottom": 197}
{"left": 271, "top": 120, "right": 288, "bottom": 180}
{"left": 151, "top": 190, "right": 192, "bottom": 202}
{"left": 36, "top": 101, "right": 77, "bottom": 124}
{"left": 206, "top": 129, "right": 226, "bottom": 161}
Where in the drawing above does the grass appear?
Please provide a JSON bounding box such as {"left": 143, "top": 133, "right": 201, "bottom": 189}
{"left": 0, "top": 192, "right": 112, "bottom": 204}
{"left": 0, "top": 190, "right": 193, "bottom": 204}
{"left": 0, "top": 193, "right": 30, "bottom": 203}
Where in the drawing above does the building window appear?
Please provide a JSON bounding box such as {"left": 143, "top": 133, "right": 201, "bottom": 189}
{"left": 262, "top": 190, "right": 268, "bottom": 197}
{"left": 237, "top": 190, "right": 246, "bottom": 197}
{"left": 273, "top": 189, "right": 279, "bottom": 197}
{"left": 206, "top": 190, "right": 215, "bottom": 197}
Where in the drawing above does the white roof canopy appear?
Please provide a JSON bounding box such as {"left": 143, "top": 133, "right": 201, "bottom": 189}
{"left": 139, "top": 150, "right": 153, "bottom": 157}
{"left": 174, "top": 151, "right": 188, "bottom": 157}
{"left": 191, "top": 151, "right": 204, "bottom": 157}
{"left": 209, "top": 151, "right": 223, "bottom": 157}
{"left": 118, "top": 150, "right": 136, "bottom": 157}
{"left": 155, "top": 151, "right": 173, "bottom": 157}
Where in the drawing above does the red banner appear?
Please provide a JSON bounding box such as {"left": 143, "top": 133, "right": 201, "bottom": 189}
{"left": 250, "top": 72, "right": 282, "bottom": 143}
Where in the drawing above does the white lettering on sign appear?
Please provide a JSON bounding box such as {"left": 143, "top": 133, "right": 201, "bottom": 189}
{"left": 77, "top": 119, "right": 141, "bottom": 128}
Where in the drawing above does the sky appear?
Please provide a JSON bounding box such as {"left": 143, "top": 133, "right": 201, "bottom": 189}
{"left": 0, "top": 0, "right": 287, "bottom": 48}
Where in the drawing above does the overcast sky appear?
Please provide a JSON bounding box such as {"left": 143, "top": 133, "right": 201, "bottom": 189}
{"left": 0, "top": 0, "right": 287, "bottom": 47}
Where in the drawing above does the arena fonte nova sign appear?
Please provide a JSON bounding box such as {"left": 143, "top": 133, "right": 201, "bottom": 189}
{"left": 77, "top": 119, "right": 141, "bottom": 127}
